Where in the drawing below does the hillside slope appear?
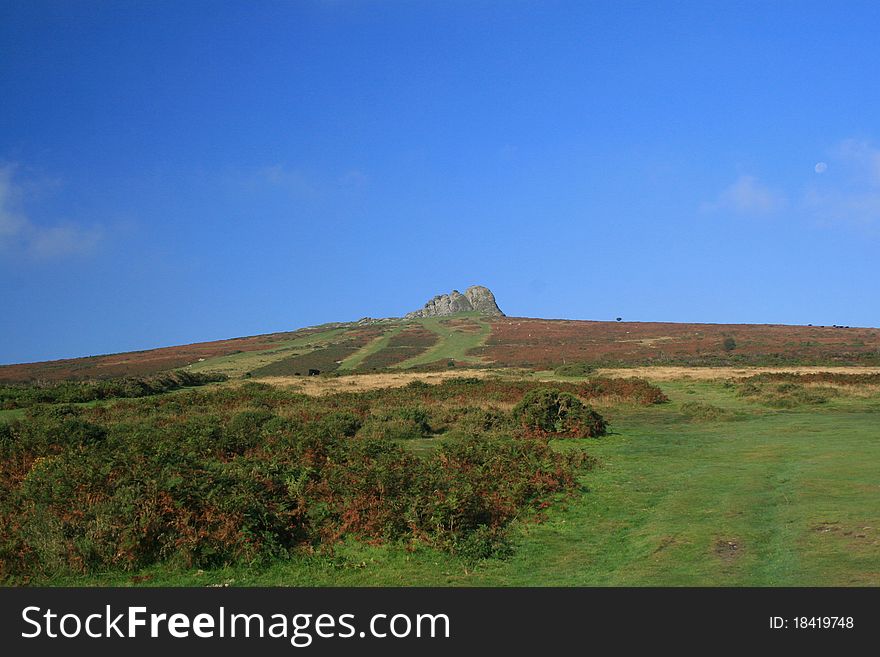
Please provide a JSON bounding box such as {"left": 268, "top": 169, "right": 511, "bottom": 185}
{"left": 2, "top": 315, "right": 879, "bottom": 383}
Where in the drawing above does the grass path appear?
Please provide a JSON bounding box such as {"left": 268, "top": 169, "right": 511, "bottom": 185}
{"left": 471, "top": 381, "right": 880, "bottom": 586}
{"left": 337, "top": 326, "right": 401, "bottom": 371}
{"left": 395, "top": 317, "right": 491, "bottom": 368}
{"left": 187, "top": 327, "right": 351, "bottom": 377}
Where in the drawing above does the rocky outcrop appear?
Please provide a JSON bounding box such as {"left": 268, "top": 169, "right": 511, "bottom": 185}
{"left": 464, "top": 285, "right": 504, "bottom": 316}
{"left": 405, "top": 285, "right": 505, "bottom": 319}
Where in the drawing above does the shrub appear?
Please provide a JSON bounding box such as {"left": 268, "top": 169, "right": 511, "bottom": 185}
{"left": 679, "top": 402, "right": 736, "bottom": 422}
{"left": 221, "top": 410, "right": 277, "bottom": 455}
{"left": 0, "top": 371, "right": 227, "bottom": 409}
{"left": 0, "top": 376, "right": 600, "bottom": 581}
{"left": 317, "top": 411, "right": 362, "bottom": 438}
{"left": 554, "top": 362, "right": 596, "bottom": 377}
{"left": 358, "top": 405, "right": 432, "bottom": 441}
{"left": 577, "top": 377, "right": 669, "bottom": 405}
{"left": 452, "top": 407, "right": 512, "bottom": 436}
{"left": 512, "top": 389, "right": 607, "bottom": 438}
{"left": 741, "top": 372, "right": 880, "bottom": 386}
{"left": 736, "top": 380, "right": 837, "bottom": 407}
{"left": 451, "top": 525, "right": 512, "bottom": 564}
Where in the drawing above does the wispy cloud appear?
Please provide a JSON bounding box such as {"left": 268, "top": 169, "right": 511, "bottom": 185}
{"left": 703, "top": 175, "right": 787, "bottom": 215}
{"left": 0, "top": 164, "right": 104, "bottom": 261}
{"left": 804, "top": 139, "right": 880, "bottom": 227}
{"left": 256, "top": 164, "right": 316, "bottom": 197}
{"left": 836, "top": 139, "right": 880, "bottom": 185}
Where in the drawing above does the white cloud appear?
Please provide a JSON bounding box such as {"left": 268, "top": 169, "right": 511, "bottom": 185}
{"left": 836, "top": 139, "right": 880, "bottom": 186}
{"left": 804, "top": 187, "right": 880, "bottom": 228}
{"left": 0, "top": 164, "right": 103, "bottom": 261}
{"left": 0, "top": 168, "right": 27, "bottom": 237}
{"left": 703, "top": 175, "right": 787, "bottom": 215}
{"left": 27, "top": 223, "right": 104, "bottom": 259}
{"left": 803, "top": 139, "right": 880, "bottom": 227}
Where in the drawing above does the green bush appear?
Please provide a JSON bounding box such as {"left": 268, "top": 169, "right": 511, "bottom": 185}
{"left": 221, "top": 410, "right": 276, "bottom": 455}
{"left": 553, "top": 362, "right": 596, "bottom": 377}
{"left": 0, "top": 371, "right": 227, "bottom": 409}
{"left": 577, "top": 377, "right": 669, "bottom": 405}
{"left": 736, "top": 380, "right": 837, "bottom": 407}
{"left": 679, "top": 402, "right": 736, "bottom": 422}
{"left": 0, "top": 376, "right": 607, "bottom": 581}
{"left": 512, "top": 388, "right": 607, "bottom": 438}
{"left": 359, "top": 405, "right": 432, "bottom": 441}
{"left": 318, "top": 411, "right": 362, "bottom": 438}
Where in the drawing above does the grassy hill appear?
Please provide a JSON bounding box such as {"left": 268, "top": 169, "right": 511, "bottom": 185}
{"left": 4, "top": 311, "right": 880, "bottom": 586}
{"left": 2, "top": 315, "right": 880, "bottom": 383}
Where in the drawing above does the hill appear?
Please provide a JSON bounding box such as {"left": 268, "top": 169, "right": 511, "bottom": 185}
{"left": 2, "top": 314, "right": 879, "bottom": 383}
{"left": 4, "top": 288, "right": 880, "bottom": 588}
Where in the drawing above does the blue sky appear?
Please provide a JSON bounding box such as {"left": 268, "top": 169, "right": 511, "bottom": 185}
{"left": 2, "top": 1, "right": 880, "bottom": 364}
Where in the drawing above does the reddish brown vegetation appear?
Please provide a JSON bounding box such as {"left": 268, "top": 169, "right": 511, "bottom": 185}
{"left": 577, "top": 377, "right": 669, "bottom": 404}
{"left": 475, "top": 318, "right": 880, "bottom": 368}
{"left": 5, "top": 316, "right": 879, "bottom": 384}
{"left": 738, "top": 371, "right": 880, "bottom": 385}
{"left": 439, "top": 318, "right": 483, "bottom": 332}
{"left": 0, "top": 327, "right": 335, "bottom": 383}
{"left": 0, "top": 379, "right": 591, "bottom": 579}
{"left": 357, "top": 325, "right": 440, "bottom": 370}
{"left": 250, "top": 328, "right": 384, "bottom": 377}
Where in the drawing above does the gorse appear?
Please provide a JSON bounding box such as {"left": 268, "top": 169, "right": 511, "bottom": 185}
{"left": 0, "top": 371, "right": 227, "bottom": 410}
{"left": 513, "top": 389, "right": 608, "bottom": 438}
{"left": 0, "top": 378, "right": 607, "bottom": 582}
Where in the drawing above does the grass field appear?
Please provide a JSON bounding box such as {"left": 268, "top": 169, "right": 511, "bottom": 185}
{"left": 27, "top": 368, "right": 878, "bottom": 587}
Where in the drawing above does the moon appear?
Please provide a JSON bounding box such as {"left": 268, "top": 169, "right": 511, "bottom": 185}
{"left": 814, "top": 162, "right": 828, "bottom": 173}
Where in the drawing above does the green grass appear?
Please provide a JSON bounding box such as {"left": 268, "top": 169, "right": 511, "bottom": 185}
{"left": 395, "top": 316, "right": 491, "bottom": 368}
{"left": 0, "top": 407, "right": 26, "bottom": 423}
{"left": 187, "top": 327, "right": 351, "bottom": 377}
{"left": 471, "top": 410, "right": 879, "bottom": 586}
{"left": 45, "top": 375, "right": 880, "bottom": 587}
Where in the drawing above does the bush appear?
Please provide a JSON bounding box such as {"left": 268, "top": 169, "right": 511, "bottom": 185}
{"left": 317, "top": 411, "right": 362, "bottom": 438}
{"left": 736, "top": 380, "right": 837, "bottom": 407}
{"left": 221, "top": 410, "right": 277, "bottom": 455}
{"left": 452, "top": 407, "right": 512, "bottom": 436}
{"left": 359, "top": 405, "right": 432, "bottom": 441}
{"left": 0, "top": 371, "right": 227, "bottom": 409}
{"left": 554, "top": 362, "right": 596, "bottom": 377}
{"left": 0, "top": 376, "right": 603, "bottom": 581}
{"left": 679, "top": 402, "right": 736, "bottom": 422}
{"left": 451, "top": 525, "right": 512, "bottom": 564}
{"left": 512, "top": 389, "right": 607, "bottom": 438}
{"left": 741, "top": 372, "right": 880, "bottom": 386}
{"left": 577, "top": 377, "right": 669, "bottom": 405}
